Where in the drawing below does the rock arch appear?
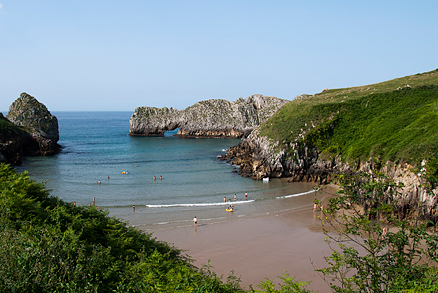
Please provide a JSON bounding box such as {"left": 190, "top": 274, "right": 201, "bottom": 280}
{"left": 129, "top": 95, "right": 289, "bottom": 138}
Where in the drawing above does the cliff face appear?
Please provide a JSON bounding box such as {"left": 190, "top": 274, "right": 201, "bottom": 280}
{"left": 129, "top": 95, "right": 289, "bottom": 138}
{"left": 224, "top": 119, "right": 438, "bottom": 225}
{"left": 221, "top": 131, "right": 435, "bottom": 217}
{"left": 0, "top": 93, "right": 60, "bottom": 165}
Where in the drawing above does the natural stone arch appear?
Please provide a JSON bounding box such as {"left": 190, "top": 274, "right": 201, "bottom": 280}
{"left": 129, "top": 95, "right": 290, "bottom": 138}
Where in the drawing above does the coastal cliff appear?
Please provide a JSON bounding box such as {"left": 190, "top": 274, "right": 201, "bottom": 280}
{"left": 222, "top": 69, "right": 438, "bottom": 220}
{"left": 129, "top": 94, "right": 289, "bottom": 138}
{"left": 0, "top": 93, "right": 60, "bottom": 165}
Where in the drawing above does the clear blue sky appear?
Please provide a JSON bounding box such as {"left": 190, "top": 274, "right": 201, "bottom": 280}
{"left": 1, "top": 1, "right": 437, "bottom": 112}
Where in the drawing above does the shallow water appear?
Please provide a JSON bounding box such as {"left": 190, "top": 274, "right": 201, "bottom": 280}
{"left": 15, "top": 112, "right": 320, "bottom": 231}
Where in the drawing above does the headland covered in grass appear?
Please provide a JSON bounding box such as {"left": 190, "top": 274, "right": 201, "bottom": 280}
{"left": 260, "top": 69, "right": 438, "bottom": 167}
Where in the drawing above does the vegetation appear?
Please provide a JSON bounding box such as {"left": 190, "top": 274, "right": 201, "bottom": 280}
{"left": 0, "top": 114, "right": 24, "bottom": 138}
{"left": 315, "top": 168, "right": 438, "bottom": 292}
{"left": 260, "top": 69, "right": 438, "bottom": 167}
{"left": 0, "top": 163, "right": 244, "bottom": 292}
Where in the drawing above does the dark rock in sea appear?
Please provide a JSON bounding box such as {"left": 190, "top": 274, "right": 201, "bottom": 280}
{"left": 129, "top": 94, "right": 289, "bottom": 138}
{"left": 0, "top": 93, "right": 60, "bottom": 165}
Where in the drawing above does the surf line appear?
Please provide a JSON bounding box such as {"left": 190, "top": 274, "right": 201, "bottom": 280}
{"left": 276, "top": 189, "right": 318, "bottom": 199}
{"left": 146, "top": 200, "right": 255, "bottom": 208}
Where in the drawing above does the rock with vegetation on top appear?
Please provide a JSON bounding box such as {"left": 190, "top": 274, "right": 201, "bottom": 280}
{"left": 223, "top": 69, "right": 438, "bottom": 221}
{"left": 129, "top": 94, "right": 289, "bottom": 138}
{"left": 0, "top": 93, "right": 60, "bottom": 165}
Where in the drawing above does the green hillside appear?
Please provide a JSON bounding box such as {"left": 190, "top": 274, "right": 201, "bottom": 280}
{"left": 260, "top": 69, "right": 438, "bottom": 166}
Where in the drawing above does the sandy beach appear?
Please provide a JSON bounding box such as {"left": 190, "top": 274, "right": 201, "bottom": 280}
{"left": 151, "top": 187, "right": 337, "bottom": 292}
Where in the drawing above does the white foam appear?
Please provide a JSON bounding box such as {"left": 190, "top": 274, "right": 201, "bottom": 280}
{"left": 146, "top": 199, "right": 254, "bottom": 208}
{"left": 276, "top": 189, "right": 317, "bottom": 199}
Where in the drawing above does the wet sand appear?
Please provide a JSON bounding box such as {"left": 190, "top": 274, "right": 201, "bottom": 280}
{"left": 151, "top": 187, "right": 337, "bottom": 292}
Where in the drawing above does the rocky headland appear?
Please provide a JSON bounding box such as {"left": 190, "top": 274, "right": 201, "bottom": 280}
{"left": 129, "top": 94, "right": 289, "bottom": 138}
{"left": 221, "top": 70, "right": 438, "bottom": 221}
{"left": 0, "top": 93, "right": 60, "bottom": 165}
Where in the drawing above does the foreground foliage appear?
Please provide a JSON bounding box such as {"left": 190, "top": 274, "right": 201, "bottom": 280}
{"left": 317, "top": 171, "right": 438, "bottom": 292}
{"left": 0, "top": 163, "right": 244, "bottom": 292}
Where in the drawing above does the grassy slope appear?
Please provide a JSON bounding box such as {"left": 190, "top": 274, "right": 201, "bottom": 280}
{"left": 260, "top": 69, "right": 438, "bottom": 166}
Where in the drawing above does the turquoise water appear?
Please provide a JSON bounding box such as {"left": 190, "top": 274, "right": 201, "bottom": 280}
{"left": 15, "top": 112, "right": 318, "bottom": 231}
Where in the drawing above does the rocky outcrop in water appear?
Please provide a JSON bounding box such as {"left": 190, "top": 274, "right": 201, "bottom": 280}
{"left": 129, "top": 95, "right": 289, "bottom": 138}
{"left": 0, "top": 93, "right": 60, "bottom": 165}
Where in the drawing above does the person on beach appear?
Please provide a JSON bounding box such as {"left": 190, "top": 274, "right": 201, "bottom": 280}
{"left": 224, "top": 197, "right": 227, "bottom": 202}
{"left": 133, "top": 205, "right": 135, "bottom": 212}
{"left": 93, "top": 197, "right": 95, "bottom": 205}
{"left": 97, "top": 180, "right": 101, "bottom": 184}
{"left": 153, "top": 176, "right": 156, "bottom": 180}
{"left": 245, "top": 192, "right": 248, "bottom": 199}
{"left": 160, "top": 175, "right": 162, "bottom": 180}
{"left": 313, "top": 203, "right": 317, "bottom": 212}
{"left": 193, "top": 216, "right": 198, "bottom": 226}
{"left": 234, "top": 194, "right": 237, "bottom": 200}
{"left": 73, "top": 201, "right": 76, "bottom": 207}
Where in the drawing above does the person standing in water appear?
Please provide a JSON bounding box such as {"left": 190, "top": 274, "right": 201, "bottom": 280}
{"left": 193, "top": 216, "right": 198, "bottom": 226}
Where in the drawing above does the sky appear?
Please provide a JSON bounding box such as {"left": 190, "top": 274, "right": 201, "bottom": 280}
{"left": 0, "top": 1, "right": 437, "bottom": 112}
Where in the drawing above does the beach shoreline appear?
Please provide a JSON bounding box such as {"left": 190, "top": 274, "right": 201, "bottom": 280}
{"left": 148, "top": 186, "right": 337, "bottom": 292}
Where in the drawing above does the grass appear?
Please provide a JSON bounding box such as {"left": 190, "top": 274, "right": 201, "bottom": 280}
{"left": 0, "top": 115, "right": 25, "bottom": 139}
{"left": 259, "top": 69, "right": 438, "bottom": 167}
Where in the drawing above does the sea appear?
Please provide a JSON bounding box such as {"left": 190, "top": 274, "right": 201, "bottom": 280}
{"left": 13, "top": 112, "right": 319, "bottom": 231}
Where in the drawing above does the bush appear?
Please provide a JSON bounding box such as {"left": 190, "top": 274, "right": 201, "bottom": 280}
{"left": 316, "top": 171, "right": 438, "bottom": 292}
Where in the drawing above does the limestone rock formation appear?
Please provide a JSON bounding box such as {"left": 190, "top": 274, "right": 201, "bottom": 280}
{"left": 129, "top": 95, "right": 289, "bottom": 138}
{"left": 0, "top": 93, "right": 60, "bottom": 165}
{"left": 222, "top": 127, "right": 436, "bottom": 219}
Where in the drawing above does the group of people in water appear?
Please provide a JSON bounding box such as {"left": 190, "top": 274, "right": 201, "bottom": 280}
{"left": 194, "top": 192, "right": 249, "bottom": 226}
{"left": 96, "top": 171, "right": 164, "bottom": 185}
{"left": 94, "top": 169, "right": 164, "bottom": 214}
{"left": 222, "top": 192, "right": 249, "bottom": 212}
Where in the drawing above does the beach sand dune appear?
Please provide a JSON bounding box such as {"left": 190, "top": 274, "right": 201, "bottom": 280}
{"left": 152, "top": 188, "right": 336, "bottom": 292}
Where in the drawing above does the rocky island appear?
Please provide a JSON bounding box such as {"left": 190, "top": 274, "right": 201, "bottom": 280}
{"left": 129, "top": 94, "right": 289, "bottom": 138}
{"left": 0, "top": 93, "right": 60, "bottom": 165}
